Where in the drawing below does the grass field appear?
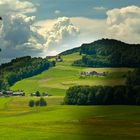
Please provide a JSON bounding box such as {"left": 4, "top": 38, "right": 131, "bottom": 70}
{"left": 1, "top": 53, "right": 140, "bottom": 140}
{"left": 11, "top": 53, "right": 133, "bottom": 96}
{"left": 0, "top": 97, "right": 139, "bottom": 140}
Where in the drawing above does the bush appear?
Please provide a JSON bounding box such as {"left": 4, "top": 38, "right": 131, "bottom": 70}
{"left": 29, "top": 98, "right": 47, "bottom": 107}
{"left": 29, "top": 100, "right": 35, "bottom": 107}
{"left": 39, "top": 98, "right": 47, "bottom": 106}
{"left": 36, "top": 91, "right": 41, "bottom": 97}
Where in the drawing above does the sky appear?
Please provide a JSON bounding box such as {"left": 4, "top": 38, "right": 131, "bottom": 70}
{"left": 0, "top": 0, "right": 140, "bottom": 64}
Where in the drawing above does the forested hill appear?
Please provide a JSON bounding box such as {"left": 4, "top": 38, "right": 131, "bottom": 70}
{"left": 62, "top": 39, "right": 140, "bottom": 68}
{"left": 0, "top": 56, "right": 55, "bottom": 90}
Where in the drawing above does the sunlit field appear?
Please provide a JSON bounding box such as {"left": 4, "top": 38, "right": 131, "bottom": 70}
{"left": 0, "top": 97, "right": 139, "bottom": 140}
{"left": 7, "top": 53, "right": 139, "bottom": 140}
{"left": 11, "top": 53, "right": 133, "bottom": 96}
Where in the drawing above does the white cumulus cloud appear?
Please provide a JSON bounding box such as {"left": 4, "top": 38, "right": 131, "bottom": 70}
{"left": 0, "top": 0, "right": 36, "bottom": 15}
{"left": 0, "top": 14, "right": 45, "bottom": 58}
{"left": 106, "top": 5, "right": 140, "bottom": 43}
{"left": 0, "top": 0, "right": 45, "bottom": 61}
{"left": 43, "top": 17, "right": 80, "bottom": 54}
{"left": 1, "top": 2, "right": 140, "bottom": 63}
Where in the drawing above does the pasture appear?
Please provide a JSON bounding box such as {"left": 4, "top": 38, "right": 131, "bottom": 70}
{"left": 0, "top": 97, "right": 139, "bottom": 140}
{"left": 11, "top": 53, "right": 133, "bottom": 96}
{"left": 1, "top": 53, "right": 139, "bottom": 140}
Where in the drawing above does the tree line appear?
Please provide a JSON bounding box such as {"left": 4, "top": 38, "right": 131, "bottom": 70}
{"left": 64, "top": 85, "right": 140, "bottom": 105}
{"left": 73, "top": 39, "right": 140, "bottom": 67}
{"left": 0, "top": 56, "right": 55, "bottom": 90}
{"left": 64, "top": 69, "right": 140, "bottom": 105}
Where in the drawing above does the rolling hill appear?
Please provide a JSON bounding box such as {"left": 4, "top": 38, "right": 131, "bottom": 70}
{"left": 11, "top": 52, "right": 133, "bottom": 96}
{"left": 10, "top": 38, "right": 140, "bottom": 96}
{"left": 0, "top": 39, "right": 140, "bottom": 140}
{"left": 62, "top": 38, "right": 140, "bottom": 67}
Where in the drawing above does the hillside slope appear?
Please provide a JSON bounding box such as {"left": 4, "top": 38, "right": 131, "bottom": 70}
{"left": 0, "top": 56, "right": 55, "bottom": 90}
{"left": 62, "top": 39, "right": 140, "bottom": 67}
{"left": 11, "top": 53, "right": 133, "bottom": 96}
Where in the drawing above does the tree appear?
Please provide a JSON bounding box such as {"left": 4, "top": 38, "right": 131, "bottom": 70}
{"left": 113, "top": 86, "right": 125, "bottom": 104}
{"left": 95, "top": 87, "right": 104, "bottom": 105}
{"left": 87, "top": 92, "right": 95, "bottom": 105}
{"left": 39, "top": 98, "right": 47, "bottom": 106}
{"left": 126, "top": 69, "right": 140, "bottom": 86}
{"left": 29, "top": 100, "right": 35, "bottom": 107}
{"left": 36, "top": 91, "right": 41, "bottom": 97}
{"left": 134, "top": 86, "right": 140, "bottom": 105}
{"left": 0, "top": 80, "right": 3, "bottom": 89}
{"left": 77, "top": 93, "right": 87, "bottom": 105}
{"left": 64, "top": 85, "right": 140, "bottom": 105}
{"left": 0, "top": 56, "right": 54, "bottom": 90}
{"left": 103, "top": 86, "right": 114, "bottom": 105}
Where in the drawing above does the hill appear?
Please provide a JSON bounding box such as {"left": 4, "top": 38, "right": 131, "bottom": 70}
{"left": 0, "top": 56, "right": 55, "bottom": 90}
{"left": 1, "top": 39, "right": 140, "bottom": 140}
{"left": 1, "top": 38, "right": 139, "bottom": 92}
{"left": 62, "top": 39, "right": 140, "bottom": 67}
{"left": 11, "top": 53, "right": 133, "bottom": 96}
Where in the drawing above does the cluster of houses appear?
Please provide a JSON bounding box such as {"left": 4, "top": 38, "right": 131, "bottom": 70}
{"left": 0, "top": 91, "right": 25, "bottom": 96}
{"left": 30, "top": 92, "right": 49, "bottom": 97}
{"left": 0, "top": 91, "right": 50, "bottom": 97}
{"left": 80, "top": 71, "right": 107, "bottom": 77}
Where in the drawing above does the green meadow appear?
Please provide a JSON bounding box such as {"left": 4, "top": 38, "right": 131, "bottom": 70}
{"left": 0, "top": 53, "right": 138, "bottom": 140}
{"left": 0, "top": 97, "right": 140, "bottom": 140}
{"left": 11, "top": 53, "right": 133, "bottom": 96}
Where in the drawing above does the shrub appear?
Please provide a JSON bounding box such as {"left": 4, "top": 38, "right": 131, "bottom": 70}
{"left": 29, "top": 98, "right": 47, "bottom": 107}
{"left": 29, "top": 100, "right": 35, "bottom": 107}
{"left": 39, "top": 98, "right": 47, "bottom": 106}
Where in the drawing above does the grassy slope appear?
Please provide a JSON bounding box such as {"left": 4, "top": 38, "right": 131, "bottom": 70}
{"left": 0, "top": 97, "right": 140, "bottom": 140}
{"left": 11, "top": 53, "right": 133, "bottom": 96}
{"left": 1, "top": 53, "right": 139, "bottom": 140}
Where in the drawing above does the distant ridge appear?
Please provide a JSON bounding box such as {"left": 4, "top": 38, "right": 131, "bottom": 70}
{"left": 61, "top": 38, "right": 140, "bottom": 56}
{"left": 60, "top": 38, "right": 140, "bottom": 67}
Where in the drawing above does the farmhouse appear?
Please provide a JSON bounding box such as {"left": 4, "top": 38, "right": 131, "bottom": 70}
{"left": 80, "top": 71, "right": 106, "bottom": 77}
{"left": 55, "top": 55, "right": 63, "bottom": 62}
{"left": 42, "top": 92, "right": 49, "bottom": 96}
{"left": 0, "top": 91, "right": 25, "bottom": 96}
{"left": 5, "top": 91, "right": 13, "bottom": 96}
{"left": 31, "top": 93, "right": 37, "bottom": 96}
{"left": 12, "top": 92, "right": 25, "bottom": 96}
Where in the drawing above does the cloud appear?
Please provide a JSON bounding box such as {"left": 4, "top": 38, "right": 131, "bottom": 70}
{"left": 0, "top": 0, "right": 45, "bottom": 60}
{"left": 106, "top": 5, "right": 140, "bottom": 43}
{"left": 93, "top": 6, "right": 107, "bottom": 11}
{"left": 43, "top": 17, "right": 80, "bottom": 54}
{"left": 71, "top": 5, "right": 140, "bottom": 44}
{"left": 54, "top": 10, "right": 61, "bottom": 14}
{"left": 0, "top": 0, "right": 36, "bottom": 15}
{"left": 1, "top": 2, "right": 140, "bottom": 62}
{"left": 35, "top": 5, "right": 140, "bottom": 55}
{"left": 0, "top": 14, "right": 45, "bottom": 59}
{"left": 71, "top": 17, "right": 106, "bottom": 43}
